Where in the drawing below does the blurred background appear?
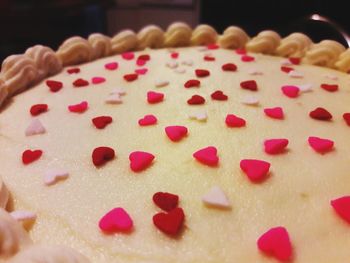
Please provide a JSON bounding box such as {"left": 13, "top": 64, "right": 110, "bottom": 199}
{"left": 0, "top": 0, "right": 349, "bottom": 62}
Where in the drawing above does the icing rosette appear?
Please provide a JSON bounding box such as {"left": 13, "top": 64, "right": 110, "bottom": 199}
{"left": 56, "top": 36, "right": 93, "bottom": 66}
{"left": 190, "top": 24, "right": 218, "bottom": 46}
{"left": 246, "top": 30, "right": 281, "bottom": 54}
{"left": 110, "top": 30, "right": 138, "bottom": 54}
{"left": 88, "top": 33, "right": 112, "bottom": 60}
{"left": 0, "top": 78, "right": 8, "bottom": 107}
{"left": 164, "top": 22, "right": 192, "bottom": 47}
{"left": 335, "top": 48, "right": 350, "bottom": 72}
{"left": 0, "top": 54, "right": 38, "bottom": 96}
{"left": 218, "top": 26, "right": 249, "bottom": 49}
{"left": 303, "top": 40, "right": 346, "bottom": 67}
{"left": 0, "top": 178, "right": 9, "bottom": 209}
{"left": 25, "top": 45, "right": 62, "bottom": 80}
{"left": 137, "top": 25, "right": 165, "bottom": 50}
{"left": 275, "top": 32, "right": 313, "bottom": 58}
{"left": 0, "top": 208, "right": 32, "bottom": 259}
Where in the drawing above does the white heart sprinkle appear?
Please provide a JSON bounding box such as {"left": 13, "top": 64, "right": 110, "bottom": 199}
{"left": 105, "top": 93, "right": 122, "bottom": 104}
{"left": 155, "top": 80, "right": 169, "bottom": 88}
{"left": 181, "top": 59, "right": 193, "bottom": 66}
{"left": 44, "top": 169, "right": 69, "bottom": 186}
{"left": 110, "top": 87, "right": 126, "bottom": 95}
{"left": 197, "top": 46, "right": 208, "bottom": 52}
{"left": 241, "top": 95, "right": 259, "bottom": 106}
{"left": 174, "top": 68, "right": 186, "bottom": 74}
{"left": 288, "top": 70, "right": 304, "bottom": 78}
{"left": 280, "top": 59, "right": 293, "bottom": 66}
{"left": 10, "top": 210, "right": 37, "bottom": 224}
{"left": 188, "top": 111, "right": 207, "bottom": 122}
{"left": 25, "top": 119, "right": 46, "bottom": 136}
{"left": 202, "top": 186, "right": 231, "bottom": 209}
{"left": 166, "top": 61, "right": 178, "bottom": 69}
{"left": 247, "top": 68, "right": 263, "bottom": 75}
{"left": 298, "top": 83, "right": 313, "bottom": 93}
{"left": 325, "top": 74, "right": 338, "bottom": 80}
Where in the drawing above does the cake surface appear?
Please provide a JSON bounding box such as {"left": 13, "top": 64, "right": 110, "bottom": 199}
{"left": 1, "top": 23, "right": 350, "bottom": 263}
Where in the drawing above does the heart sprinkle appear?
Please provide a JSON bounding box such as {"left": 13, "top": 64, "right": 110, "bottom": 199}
{"left": 202, "top": 186, "right": 231, "bottom": 209}
{"left": 264, "top": 107, "right": 284, "bottom": 120}
{"left": 174, "top": 68, "right": 186, "bottom": 74}
{"left": 281, "top": 85, "right": 300, "bottom": 98}
{"left": 138, "top": 114, "right": 157, "bottom": 126}
{"left": 181, "top": 59, "right": 193, "bottom": 66}
{"left": 207, "top": 43, "right": 219, "bottom": 50}
{"left": 321, "top": 83, "right": 338, "bottom": 92}
{"left": 241, "top": 55, "right": 255, "bottom": 62}
{"left": 166, "top": 61, "right": 178, "bottom": 69}
{"left": 123, "top": 73, "right": 138, "bottom": 82}
{"left": 247, "top": 68, "right": 263, "bottom": 75}
{"left": 257, "top": 227, "right": 293, "bottom": 261}
{"left": 204, "top": 55, "right": 215, "bottom": 61}
{"left": 170, "top": 52, "right": 179, "bottom": 59}
{"left": 138, "top": 54, "right": 150, "bottom": 61}
{"left": 308, "top": 136, "right": 334, "bottom": 154}
{"left": 68, "top": 101, "right": 88, "bottom": 113}
{"left": 129, "top": 151, "right": 155, "bottom": 172}
{"left": 226, "top": 114, "right": 246, "bottom": 128}
{"left": 184, "top": 79, "right": 200, "bottom": 88}
{"left": 211, "top": 90, "right": 228, "bottom": 101}
{"left": 298, "top": 84, "right": 313, "bottom": 93}
{"left": 264, "top": 139, "right": 289, "bottom": 154}
{"left": 289, "top": 57, "right": 300, "bottom": 65}
{"left": 288, "top": 70, "right": 304, "bottom": 78}
{"left": 92, "top": 147, "right": 115, "bottom": 167}
{"left": 46, "top": 80, "right": 63, "bottom": 92}
{"left": 153, "top": 192, "right": 179, "bottom": 212}
{"left": 22, "top": 149, "right": 43, "bottom": 164}
{"left": 147, "top": 91, "right": 164, "bottom": 104}
{"left": 331, "top": 196, "right": 350, "bottom": 224}
{"left": 30, "top": 104, "right": 48, "bottom": 116}
{"left": 135, "top": 68, "right": 148, "bottom": 75}
{"left": 187, "top": 95, "right": 205, "bottom": 105}
{"left": 99, "top": 207, "right": 133, "bottom": 233}
{"left": 25, "top": 119, "right": 46, "bottom": 136}
{"left": 153, "top": 207, "right": 185, "bottom": 236}
{"left": 91, "top": 77, "right": 106, "bottom": 84}
{"left": 195, "top": 69, "right": 210, "bottom": 77}
{"left": 165, "top": 126, "right": 188, "bottom": 142}
{"left": 188, "top": 111, "right": 207, "bottom": 122}
{"left": 240, "top": 80, "right": 258, "bottom": 91}
{"left": 222, "top": 63, "right": 237, "bottom": 72}
{"left": 44, "top": 169, "right": 69, "bottom": 186}
{"left": 67, "top": 67, "right": 80, "bottom": 74}
{"left": 122, "top": 52, "right": 135, "bottom": 60}
{"left": 193, "top": 146, "right": 219, "bottom": 167}
{"left": 309, "top": 107, "right": 332, "bottom": 121}
{"left": 241, "top": 95, "right": 259, "bottom": 106}
{"left": 343, "top": 113, "right": 350, "bottom": 126}
{"left": 281, "top": 66, "right": 294, "bottom": 73}
{"left": 105, "top": 93, "right": 122, "bottom": 104}
{"left": 240, "top": 159, "right": 270, "bottom": 182}
{"left": 73, "top": 78, "right": 89, "bottom": 87}
{"left": 104, "top": 62, "right": 118, "bottom": 70}
{"left": 155, "top": 80, "right": 169, "bottom": 88}
{"left": 92, "top": 116, "right": 113, "bottom": 129}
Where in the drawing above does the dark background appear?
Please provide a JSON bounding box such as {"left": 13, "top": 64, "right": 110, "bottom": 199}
{"left": 0, "top": 0, "right": 349, "bottom": 62}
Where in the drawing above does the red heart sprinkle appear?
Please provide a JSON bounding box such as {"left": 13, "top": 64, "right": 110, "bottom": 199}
{"left": 204, "top": 55, "right": 215, "bottom": 61}
{"left": 46, "top": 80, "right": 63, "bottom": 92}
{"left": 129, "top": 151, "right": 155, "bottom": 172}
{"left": 222, "top": 63, "right": 237, "bottom": 72}
{"left": 289, "top": 57, "right": 300, "bottom": 65}
{"left": 30, "top": 104, "right": 48, "bottom": 116}
{"left": 264, "top": 139, "right": 289, "bottom": 154}
{"left": 22, "top": 149, "right": 43, "bottom": 164}
{"left": 92, "top": 116, "right": 113, "bottom": 129}
{"left": 153, "top": 207, "right": 185, "bottom": 236}
{"left": 193, "top": 146, "right": 219, "bottom": 167}
{"left": 104, "top": 62, "right": 118, "bottom": 70}
{"left": 153, "top": 192, "right": 179, "bottom": 212}
{"left": 92, "top": 146, "right": 115, "bottom": 167}
{"left": 207, "top": 43, "right": 219, "bottom": 50}
{"left": 264, "top": 107, "right": 284, "bottom": 120}
{"left": 135, "top": 68, "right": 148, "bottom": 75}
{"left": 99, "top": 207, "right": 133, "bottom": 233}
{"left": 343, "top": 113, "right": 350, "bottom": 126}
{"left": 68, "top": 101, "right": 88, "bottom": 113}
{"left": 184, "top": 79, "right": 200, "bottom": 88}
{"left": 308, "top": 136, "right": 334, "bottom": 154}
{"left": 92, "top": 77, "right": 106, "bottom": 84}
{"left": 147, "top": 91, "right": 164, "bottom": 104}
{"left": 240, "top": 80, "right": 258, "bottom": 91}
{"left": 136, "top": 59, "right": 146, "bottom": 66}
{"left": 67, "top": 67, "right": 80, "bottom": 74}
{"left": 195, "top": 69, "right": 210, "bottom": 77}
{"left": 187, "top": 95, "right": 205, "bottom": 105}
{"left": 241, "top": 55, "right": 255, "bottom": 62}
{"left": 281, "top": 85, "right": 300, "bottom": 98}
{"left": 165, "top": 126, "right": 188, "bottom": 142}
{"left": 138, "top": 54, "right": 150, "bottom": 61}
{"left": 235, "top": 49, "right": 246, "bottom": 55}
{"left": 281, "top": 66, "right": 294, "bottom": 73}
{"left": 171, "top": 52, "right": 179, "bottom": 59}
{"left": 138, "top": 114, "right": 157, "bottom": 126}
{"left": 211, "top": 90, "right": 228, "bottom": 101}
{"left": 122, "top": 52, "right": 135, "bottom": 60}
{"left": 321, "top": 83, "right": 338, "bottom": 92}
{"left": 331, "top": 196, "right": 350, "bottom": 224}
{"left": 123, "top": 73, "right": 138, "bottom": 82}
{"left": 257, "top": 226, "right": 293, "bottom": 261}
{"left": 225, "top": 114, "right": 246, "bottom": 128}
{"left": 309, "top": 107, "right": 332, "bottom": 121}
{"left": 240, "top": 159, "right": 270, "bottom": 182}
{"left": 73, "top": 78, "right": 89, "bottom": 87}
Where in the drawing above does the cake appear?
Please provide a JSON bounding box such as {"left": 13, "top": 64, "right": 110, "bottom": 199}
{"left": 1, "top": 22, "right": 350, "bottom": 263}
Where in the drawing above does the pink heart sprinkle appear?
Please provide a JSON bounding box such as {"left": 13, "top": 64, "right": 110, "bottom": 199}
{"left": 136, "top": 59, "right": 146, "bottom": 66}
{"left": 281, "top": 85, "right": 300, "bottom": 98}
{"left": 138, "top": 114, "right": 157, "bottom": 126}
{"left": 241, "top": 55, "right": 255, "bottom": 62}
{"left": 122, "top": 52, "right": 135, "bottom": 60}
{"left": 135, "top": 68, "right": 148, "bottom": 75}
{"left": 129, "top": 151, "right": 155, "bottom": 172}
{"left": 308, "top": 136, "right": 334, "bottom": 154}
{"left": 331, "top": 196, "right": 350, "bottom": 224}
{"left": 165, "top": 126, "right": 188, "bottom": 142}
{"left": 193, "top": 146, "right": 219, "bottom": 167}
{"left": 257, "top": 226, "right": 293, "bottom": 262}
{"left": 264, "top": 107, "right": 284, "bottom": 120}
{"left": 99, "top": 207, "right": 133, "bottom": 233}
{"left": 92, "top": 77, "right": 106, "bottom": 84}
{"left": 240, "top": 159, "right": 270, "bottom": 182}
{"left": 68, "top": 101, "right": 88, "bottom": 113}
{"left": 147, "top": 91, "right": 164, "bottom": 104}
{"left": 225, "top": 114, "right": 246, "bottom": 128}
{"left": 104, "top": 62, "right": 118, "bottom": 70}
{"left": 264, "top": 139, "right": 289, "bottom": 154}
